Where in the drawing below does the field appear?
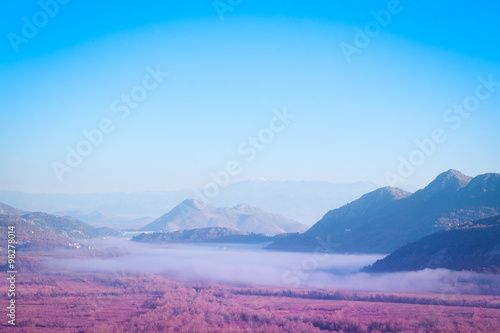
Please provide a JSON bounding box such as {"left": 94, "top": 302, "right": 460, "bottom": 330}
{"left": 2, "top": 250, "right": 500, "bottom": 332}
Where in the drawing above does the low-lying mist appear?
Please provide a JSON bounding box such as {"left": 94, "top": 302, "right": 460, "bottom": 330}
{"left": 52, "top": 239, "right": 500, "bottom": 295}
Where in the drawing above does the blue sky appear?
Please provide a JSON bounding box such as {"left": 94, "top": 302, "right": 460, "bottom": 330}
{"left": 0, "top": 0, "right": 499, "bottom": 193}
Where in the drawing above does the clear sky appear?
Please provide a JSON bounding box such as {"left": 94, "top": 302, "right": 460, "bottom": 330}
{"left": 1, "top": 0, "right": 499, "bottom": 193}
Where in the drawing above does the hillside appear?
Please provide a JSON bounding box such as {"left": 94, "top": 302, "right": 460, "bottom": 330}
{"left": 0, "top": 202, "right": 28, "bottom": 216}
{"left": 1, "top": 200, "right": 123, "bottom": 239}
{"left": 0, "top": 214, "right": 75, "bottom": 250}
{"left": 140, "top": 200, "right": 307, "bottom": 234}
{"left": 133, "top": 227, "right": 278, "bottom": 244}
{"left": 364, "top": 215, "right": 500, "bottom": 274}
{"left": 266, "top": 170, "right": 500, "bottom": 253}
{"left": 21, "top": 212, "right": 103, "bottom": 239}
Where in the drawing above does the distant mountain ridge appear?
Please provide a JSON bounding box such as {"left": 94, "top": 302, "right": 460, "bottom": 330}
{"left": 141, "top": 199, "right": 307, "bottom": 235}
{"left": 55, "top": 209, "right": 155, "bottom": 230}
{"left": 0, "top": 201, "right": 121, "bottom": 241}
{"left": 0, "top": 180, "right": 379, "bottom": 225}
{"left": 364, "top": 215, "right": 500, "bottom": 274}
{"left": 132, "top": 227, "right": 279, "bottom": 244}
{"left": 266, "top": 170, "right": 500, "bottom": 254}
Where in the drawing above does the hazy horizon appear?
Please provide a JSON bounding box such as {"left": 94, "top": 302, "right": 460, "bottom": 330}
{"left": 0, "top": 169, "right": 492, "bottom": 195}
{"left": 0, "top": 178, "right": 380, "bottom": 195}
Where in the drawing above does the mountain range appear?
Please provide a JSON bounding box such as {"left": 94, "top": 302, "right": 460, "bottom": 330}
{"left": 0, "top": 180, "right": 378, "bottom": 225}
{"left": 140, "top": 199, "right": 307, "bottom": 235}
{"left": 364, "top": 215, "right": 500, "bottom": 274}
{"left": 266, "top": 170, "right": 500, "bottom": 254}
{"left": 0, "top": 214, "right": 74, "bottom": 250}
{"left": 54, "top": 210, "right": 155, "bottom": 230}
{"left": 3, "top": 169, "right": 499, "bottom": 263}
{"left": 0, "top": 202, "right": 121, "bottom": 249}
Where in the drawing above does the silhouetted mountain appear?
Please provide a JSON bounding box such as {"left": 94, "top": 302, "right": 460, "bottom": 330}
{"left": 266, "top": 170, "right": 500, "bottom": 253}
{"left": 140, "top": 200, "right": 307, "bottom": 234}
{"left": 132, "top": 227, "right": 279, "bottom": 244}
{"left": 0, "top": 202, "right": 28, "bottom": 216}
{"left": 364, "top": 215, "right": 500, "bottom": 274}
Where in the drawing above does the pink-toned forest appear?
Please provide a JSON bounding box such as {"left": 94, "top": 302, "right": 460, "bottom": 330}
{"left": 3, "top": 251, "right": 500, "bottom": 332}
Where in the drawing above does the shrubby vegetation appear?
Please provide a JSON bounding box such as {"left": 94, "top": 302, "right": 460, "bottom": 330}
{"left": 4, "top": 267, "right": 500, "bottom": 332}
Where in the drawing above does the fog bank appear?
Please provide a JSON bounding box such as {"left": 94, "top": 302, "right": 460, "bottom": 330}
{"left": 52, "top": 240, "right": 500, "bottom": 294}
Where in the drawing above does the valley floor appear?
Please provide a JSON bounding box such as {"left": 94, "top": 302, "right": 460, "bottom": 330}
{"left": 2, "top": 251, "right": 500, "bottom": 332}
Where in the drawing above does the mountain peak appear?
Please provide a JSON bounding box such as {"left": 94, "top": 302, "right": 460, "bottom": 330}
{"left": 421, "top": 169, "right": 472, "bottom": 195}
{"left": 359, "top": 186, "right": 411, "bottom": 202}
{"left": 141, "top": 200, "right": 306, "bottom": 234}
{"left": 377, "top": 187, "right": 411, "bottom": 199}
{"left": 466, "top": 172, "right": 500, "bottom": 187}
{"left": 231, "top": 203, "right": 262, "bottom": 213}
{"left": 270, "top": 169, "right": 500, "bottom": 254}
{"left": 441, "top": 169, "right": 471, "bottom": 180}
{"left": 459, "top": 172, "right": 500, "bottom": 201}
{"left": 179, "top": 199, "right": 210, "bottom": 210}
